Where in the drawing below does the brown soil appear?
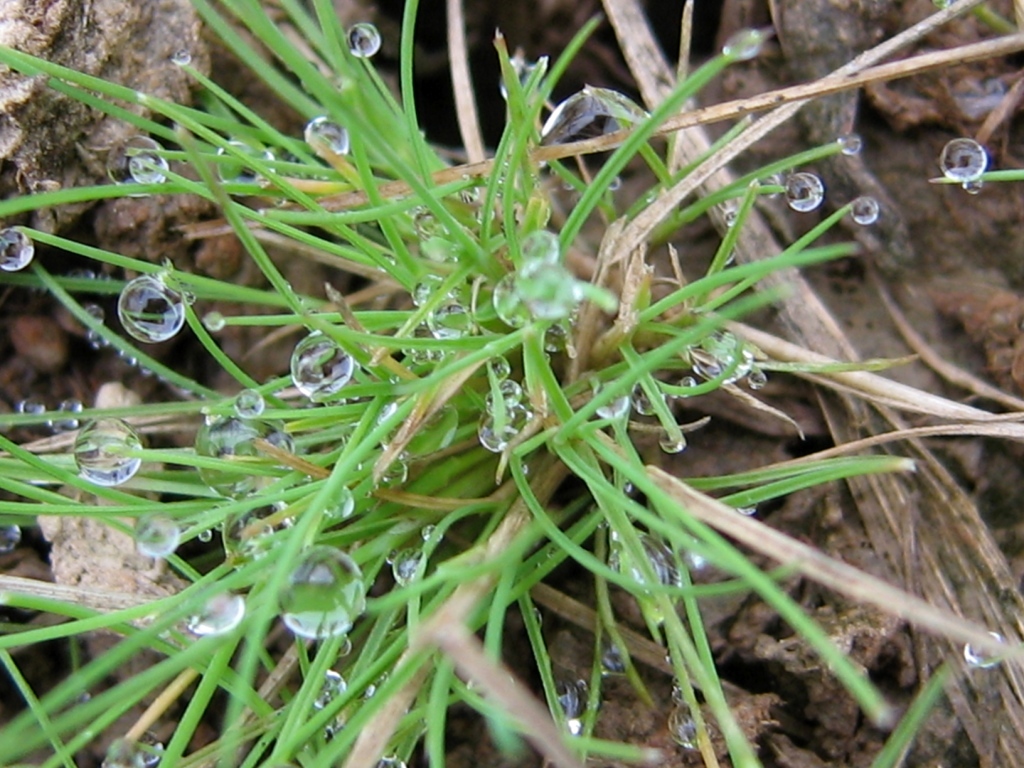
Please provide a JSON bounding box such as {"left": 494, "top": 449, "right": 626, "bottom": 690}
{"left": 2, "top": 0, "right": 1023, "bottom": 766}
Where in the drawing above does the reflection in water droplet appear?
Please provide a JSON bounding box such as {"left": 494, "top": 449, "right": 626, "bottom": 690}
{"left": 391, "top": 548, "right": 424, "bottom": 586}
{"left": 74, "top": 418, "right": 143, "bottom": 486}
{"left": 291, "top": 331, "right": 355, "bottom": 402}
{"left": 785, "top": 172, "right": 825, "bottom": 212}
{"left": 217, "top": 141, "right": 274, "bottom": 184}
{"left": 521, "top": 229, "right": 561, "bottom": 264}
{"left": 493, "top": 274, "right": 530, "bottom": 328}
{"left": 541, "top": 87, "right": 648, "bottom": 146}
{"left": 0, "top": 228, "right": 35, "bottom": 272}
{"left": 515, "top": 258, "right": 580, "bottom": 321}
{"left": 314, "top": 670, "right": 348, "bottom": 711}
{"left": 668, "top": 705, "right": 698, "bottom": 748}
{"left": 348, "top": 23, "right": 382, "bottom": 58}
{"left": 478, "top": 402, "right": 532, "bottom": 453}
{"left": 118, "top": 274, "right": 186, "bottom": 343}
{"left": 324, "top": 486, "right": 356, "bottom": 520}
{"left": 939, "top": 138, "right": 987, "bottom": 182}
{"left": 555, "top": 679, "right": 587, "bottom": 735}
{"left": 280, "top": 547, "right": 366, "bottom": 639}
{"left": 601, "top": 641, "right": 626, "bottom": 675}
{"left": 195, "top": 416, "right": 292, "bottom": 498}
{"left": 171, "top": 49, "right": 192, "bottom": 66}
{"left": 187, "top": 592, "right": 246, "bottom": 636}
{"left": 135, "top": 514, "right": 180, "bottom": 558}
{"left": 850, "top": 196, "right": 879, "bottom": 225}
{"left": 962, "top": 179, "right": 984, "bottom": 195}
{"left": 691, "top": 330, "right": 754, "bottom": 385}
{"left": 427, "top": 301, "right": 473, "bottom": 340}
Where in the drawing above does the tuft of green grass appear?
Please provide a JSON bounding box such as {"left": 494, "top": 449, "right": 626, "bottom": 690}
{"left": 0, "top": 2, "right": 982, "bottom": 767}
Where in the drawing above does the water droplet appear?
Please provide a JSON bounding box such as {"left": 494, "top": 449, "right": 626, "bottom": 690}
{"left": 291, "top": 331, "right": 355, "bottom": 402}
{"left": 135, "top": 514, "right": 180, "bottom": 558}
{"left": 223, "top": 503, "right": 288, "bottom": 560}
{"left": 195, "top": 415, "right": 292, "bottom": 498}
{"left": 0, "top": 228, "right": 34, "bottom": 272}
{"left": 611, "top": 533, "right": 681, "bottom": 588}
{"left": 486, "top": 378, "right": 524, "bottom": 410}
{"left": 555, "top": 679, "right": 587, "bottom": 735}
{"left": 197, "top": 528, "right": 214, "bottom": 543}
{"left": 102, "top": 737, "right": 163, "bottom": 768}
{"left": 659, "top": 435, "right": 686, "bottom": 454}
{"left": 521, "top": 229, "right": 561, "bottom": 264}
{"left": 420, "top": 235, "right": 459, "bottom": 263}
{"left": 721, "top": 202, "right": 739, "bottom": 227}
{"left": 347, "top": 22, "right": 382, "bottom": 58}
{"left": 487, "top": 356, "right": 512, "bottom": 381}
{"left": 736, "top": 505, "right": 757, "bottom": 516}
{"left": 376, "top": 757, "right": 407, "bottom": 768}
{"left": 0, "top": 524, "right": 21, "bottom": 554}
{"left": 74, "top": 418, "right": 143, "bottom": 486}
{"left": 217, "top": 141, "right": 274, "bottom": 184}
{"left": 492, "top": 274, "right": 530, "bottom": 328}
{"left": 601, "top": 641, "right": 626, "bottom": 675}
{"left": 203, "top": 311, "right": 225, "bottom": 332}
{"left": 304, "top": 116, "right": 350, "bottom": 156}
{"left": 541, "top": 86, "right": 648, "bottom": 146}
{"left": 421, "top": 524, "right": 436, "bottom": 541}
{"left": 47, "top": 399, "right": 83, "bottom": 433}
{"left": 939, "top": 138, "right": 987, "bottom": 182}
{"left": 427, "top": 301, "right": 473, "bottom": 340}
{"left": 785, "top": 172, "right": 825, "bottom": 212}
{"left": 391, "top": 548, "right": 424, "bottom": 586}
{"left": 964, "top": 631, "right": 1004, "bottom": 669}
{"left": 171, "top": 49, "right": 192, "bottom": 66}
{"left": 187, "top": 592, "right": 246, "bottom": 636}
{"left": 324, "top": 486, "right": 356, "bottom": 520}
{"left": 837, "top": 133, "right": 862, "bottom": 156}
{"left": 691, "top": 330, "right": 754, "bottom": 384}
{"left": 668, "top": 705, "right": 698, "bottom": 749}
{"left": 16, "top": 398, "right": 46, "bottom": 417}
{"left": 234, "top": 389, "right": 266, "bottom": 419}
{"left": 962, "top": 179, "right": 984, "bottom": 195}
{"left": 280, "top": 546, "right": 366, "bottom": 639}
{"left": 596, "top": 391, "right": 630, "bottom": 420}
{"left": 515, "top": 258, "right": 580, "bottom": 321}
{"left": 722, "top": 28, "right": 766, "bottom": 61}
{"left": 747, "top": 369, "right": 767, "bottom": 390}
{"left": 118, "top": 274, "right": 186, "bottom": 343}
{"left": 850, "top": 196, "right": 879, "bottom": 225}
{"left": 107, "top": 136, "right": 169, "bottom": 187}
{"left": 314, "top": 669, "right": 348, "bottom": 710}
{"left": 478, "top": 402, "right": 532, "bottom": 453}
{"left": 630, "top": 384, "right": 660, "bottom": 416}
{"left": 411, "top": 273, "right": 445, "bottom": 307}
{"left": 499, "top": 52, "right": 547, "bottom": 100}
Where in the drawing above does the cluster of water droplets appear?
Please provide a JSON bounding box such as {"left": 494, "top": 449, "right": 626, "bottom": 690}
{"left": 478, "top": 363, "right": 533, "bottom": 453}
{"left": 74, "top": 418, "right": 144, "bottom": 486}
{"left": 118, "top": 273, "right": 187, "bottom": 343}
{"left": 939, "top": 137, "right": 988, "bottom": 194}
{"left": 279, "top": 546, "right": 367, "bottom": 640}
{"left": 0, "top": 228, "right": 34, "bottom": 272}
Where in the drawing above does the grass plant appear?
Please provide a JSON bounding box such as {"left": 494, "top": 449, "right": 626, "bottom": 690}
{"left": 0, "top": 1, "right": 1021, "bottom": 767}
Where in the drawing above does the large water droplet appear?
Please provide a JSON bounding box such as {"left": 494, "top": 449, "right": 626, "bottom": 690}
{"left": 0, "top": 228, "right": 34, "bottom": 272}
{"left": 939, "top": 138, "right": 987, "bottom": 182}
{"left": 74, "top": 418, "right": 143, "bottom": 486}
{"left": 541, "top": 87, "right": 648, "bottom": 146}
{"left": 118, "top": 274, "right": 186, "bottom": 343}
{"left": 187, "top": 592, "right": 246, "bottom": 636}
{"left": 325, "top": 486, "right": 356, "bottom": 520}
{"left": 521, "top": 229, "right": 561, "bottom": 264}
{"left": 348, "top": 23, "right": 382, "bottom": 58}
{"left": 785, "top": 172, "right": 825, "bottom": 212}
{"left": 391, "top": 548, "right": 424, "bottom": 586}
{"left": 223, "top": 502, "right": 289, "bottom": 560}
{"left": 850, "top": 196, "right": 879, "bottom": 225}
{"left": 135, "top": 514, "right": 180, "bottom": 558}
{"left": 964, "top": 631, "right": 1004, "bottom": 669}
{"left": 610, "top": 533, "right": 681, "bottom": 588}
{"left": 102, "top": 737, "right": 163, "bottom": 768}
{"left": 304, "top": 116, "right": 351, "bottom": 156}
{"left": 668, "top": 705, "right": 698, "bottom": 749}
{"left": 195, "top": 416, "right": 292, "bottom": 498}
{"left": 234, "top": 389, "right": 266, "bottom": 419}
{"left": 691, "top": 330, "right": 754, "bottom": 384}
{"left": 48, "top": 399, "right": 83, "bottom": 433}
{"left": 291, "top": 331, "right": 355, "bottom": 402}
{"left": 280, "top": 546, "right": 366, "bottom": 639}
{"left": 721, "top": 28, "right": 766, "bottom": 61}
{"left": 837, "top": 133, "right": 862, "bottom": 156}
{"left": 0, "top": 524, "right": 21, "bottom": 554}
{"left": 555, "top": 679, "right": 587, "bottom": 735}
{"left": 107, "top": 136, "right": 169, "bottom": 187}
{"left": 426, "top": 301, "right": 473, "bottom": 340}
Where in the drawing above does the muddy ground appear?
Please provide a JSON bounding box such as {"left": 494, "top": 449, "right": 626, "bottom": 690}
{"left": 1, "top": 0, "right": 1023, "bottom": 766}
